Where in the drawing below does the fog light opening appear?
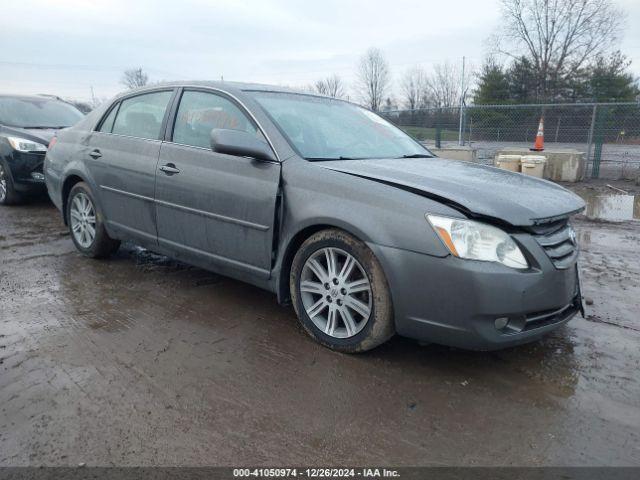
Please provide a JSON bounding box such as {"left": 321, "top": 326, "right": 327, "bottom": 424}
{"left": 494, "top": 317, "right": 510, "bottom": 331}
{"left": 31, "top": 172, "right": 45, "bottom": 181}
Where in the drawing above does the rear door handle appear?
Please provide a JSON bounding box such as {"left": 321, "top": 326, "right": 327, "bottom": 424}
{"left": 159, "top": 163, "right": 180, "bottom": 175}
{"left": 89, "top": 149, "right": 102, "bottom": 159}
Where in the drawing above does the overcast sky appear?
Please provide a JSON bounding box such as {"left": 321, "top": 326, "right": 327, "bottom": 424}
{"left": 1, "top": 0, "right": 638, "bottom": 103}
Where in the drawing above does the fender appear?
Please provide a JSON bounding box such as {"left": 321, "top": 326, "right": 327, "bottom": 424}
{"left": 272, "top": 216, "right": 375, "bottom": 304}
{"left": 271, "top": 159, "right": 459, "bottom": 303}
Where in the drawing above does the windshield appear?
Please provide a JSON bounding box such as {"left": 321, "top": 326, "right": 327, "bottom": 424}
{"left": 250, "top": 92, "right": 433, "bottom": 160}
{"left": 0, "top": 97, "right": 84, "bottom": 128}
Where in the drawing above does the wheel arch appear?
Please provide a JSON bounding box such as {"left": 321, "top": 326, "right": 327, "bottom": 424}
{"left": 61, "top": 174, "right": 86, "bottom": 225}
{"left": 0, "top": 155, "right": 19, "bottom": 204}
{"left": 0, "top": 155, "right": 16, "bottom": 182}
{"left": 276, "top": 221, "right": 372, "bottom": 305}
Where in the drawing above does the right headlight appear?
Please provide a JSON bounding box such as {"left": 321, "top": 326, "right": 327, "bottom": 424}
{"left": 426, "top": 214, "right": 529, "bottom": 270}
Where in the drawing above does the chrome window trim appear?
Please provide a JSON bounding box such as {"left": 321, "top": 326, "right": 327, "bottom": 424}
{"left": 92, "top": 131, "right": 164, "bottom": 143}
{"left": 92, "top": 84, "right": 281, "bottom": 162}
{"left": 92, "top": 87, "right": 176, "bottom": 140}
{"left": 169, "top": 85, "right": 282, "bottom": 162}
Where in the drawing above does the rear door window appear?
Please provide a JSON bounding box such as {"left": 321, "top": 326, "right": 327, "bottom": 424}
{"left": 172, "top": 90, "right": 262, "bottom": 149}
{"left": 111, "top": 91, "right": 173, "bottom": 140}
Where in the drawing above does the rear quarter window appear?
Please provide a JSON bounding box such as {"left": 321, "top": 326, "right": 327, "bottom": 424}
{"left": 98, "top": 104, "right": 119, "bottom": 133}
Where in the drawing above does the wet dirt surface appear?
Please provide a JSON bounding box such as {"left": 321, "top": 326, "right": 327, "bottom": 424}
{"left": 565, "top": 179, "right": 640, "bottom": 222}
{"left": 1, "top": 200, "right": 639, "bottom": 466}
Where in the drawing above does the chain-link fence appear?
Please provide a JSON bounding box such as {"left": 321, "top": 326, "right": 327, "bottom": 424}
{"left": 382, "top": 102, "right": 640, "bottom": 180}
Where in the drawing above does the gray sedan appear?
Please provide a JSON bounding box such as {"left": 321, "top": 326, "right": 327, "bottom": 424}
{"left": 45, "top": 82, "right": 585, "bottom": 352}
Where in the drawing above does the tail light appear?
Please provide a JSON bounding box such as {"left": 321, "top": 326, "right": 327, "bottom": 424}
{"left": 48, "top": 137, "right": 57, "bottom": 150}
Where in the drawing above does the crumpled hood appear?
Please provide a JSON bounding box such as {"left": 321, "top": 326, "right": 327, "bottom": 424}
{"left": 316, "top": 157, "right": 585, "bottom": 226}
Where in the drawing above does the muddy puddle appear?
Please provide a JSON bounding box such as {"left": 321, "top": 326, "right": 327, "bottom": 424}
{"left": 573, "top": 189, "right": 640, "bottom": 222}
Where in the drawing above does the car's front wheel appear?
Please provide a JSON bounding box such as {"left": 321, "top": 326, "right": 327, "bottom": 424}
{"left": 0, "top": 161, "right": 22, "bottom": 205}
{"left": 290, "top": 229, "right": 394, "bottom": 353}
{"left": 67, "top": 182, "right": 120, "bottom": 258}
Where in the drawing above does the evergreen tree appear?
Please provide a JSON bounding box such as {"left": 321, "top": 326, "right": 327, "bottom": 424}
{"left": 474, "top": 60, "right": 511, "bottom": 104}
{"left": 507, "top": 57, "right": 539, "bottom": 103}
{"left": 472, "top": 52, "right": 638, "bottom": 105}
{"left": 587, "top": 51, "right": 639, "bottom": 102}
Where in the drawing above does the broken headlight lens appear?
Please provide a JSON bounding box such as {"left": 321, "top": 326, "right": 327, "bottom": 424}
{"left": 426, "top": 214, "right": 528, "bottom": 270}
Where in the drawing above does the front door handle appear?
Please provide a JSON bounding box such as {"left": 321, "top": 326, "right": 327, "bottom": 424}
{"left": 159, "top": 163, "right": 180, "bottom": 175}
{"left": 89, "top": 149, "right": 102, "bottom": 159}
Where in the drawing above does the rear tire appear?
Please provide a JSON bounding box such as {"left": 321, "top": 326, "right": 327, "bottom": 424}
{"left": 67, "top": 182, "right": 120, "bottom": 258}
{"left": 290, "top": 229, "right": 394, "bottom": 353}
{"left": 0, "top": 160, "right": 23, "bottom": 205}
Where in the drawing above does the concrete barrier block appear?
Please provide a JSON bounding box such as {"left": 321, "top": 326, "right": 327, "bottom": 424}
{"left": 428, "top": 146, "right": 478, "bottom": 163}
{"left": 495, "top": 148, "right": 585, "bottom": 182}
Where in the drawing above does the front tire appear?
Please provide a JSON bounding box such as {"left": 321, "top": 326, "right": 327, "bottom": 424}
{"left": 0, "top": 160, "right": 22, "bottom": 205}
{"left": 290, "top": 229, "right": 394, "bottom": 353}
{"left": 67, "top": 182, "right": 120, "bottom": 258}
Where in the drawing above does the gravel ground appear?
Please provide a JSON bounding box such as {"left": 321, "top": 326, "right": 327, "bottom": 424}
{"left": 1, "top": 199, "right": 639, "bottom": 466}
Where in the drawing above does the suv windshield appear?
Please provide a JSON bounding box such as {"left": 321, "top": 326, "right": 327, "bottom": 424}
{"left": 0, "top": 96, "right": 84, "bottom": 128}
{"left": 250, "top": 91, "right": 433, "bottom": 160}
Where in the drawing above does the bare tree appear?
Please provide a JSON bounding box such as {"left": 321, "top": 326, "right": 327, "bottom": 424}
{"left": 121, "top": 68, "right": 149, "bottom": 89}
{"left": 356, "top": 48, "right": 390, "bottom": 111}
{"left": 314, "top": 74, "right": 346, "bottom": 98}
{"left": 401, "top": 66, "right": 429, "bottom": 110}
{"left": 424, "top": 62, "right": 472, "bottom": 108}
{"left": 492, "top": 0, "right": 623, "bottom": 100}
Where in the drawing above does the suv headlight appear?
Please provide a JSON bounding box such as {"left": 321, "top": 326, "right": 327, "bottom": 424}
{"left": 427, "top": 214, "right": 528, "bottom": 270}
{"left": 7, "top": 136, "right": 47, "bottom": 153}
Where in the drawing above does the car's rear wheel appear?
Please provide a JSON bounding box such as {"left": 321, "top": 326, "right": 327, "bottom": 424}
{"left": 0, "top": 161, "right": 22, "bottom": 205}
{"left": 290, "top": 229, "right": 394, "bottom": 353}
{"left": 67, "top": 182, "right": 120, "bottom": 258}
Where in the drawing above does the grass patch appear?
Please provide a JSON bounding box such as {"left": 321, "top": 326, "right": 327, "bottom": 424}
{"left": 400, "top": 126, "right": 459, "bottom": 142}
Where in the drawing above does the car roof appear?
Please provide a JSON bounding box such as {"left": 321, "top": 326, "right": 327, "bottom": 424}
{"left": 121, "top": 80, "right": 298, "bottom": 94}
{"left": 116, "top": 81, "right": 347, "bottom": 104}
{"left": 0, "top": 93, "right": 66, "bottom": 101}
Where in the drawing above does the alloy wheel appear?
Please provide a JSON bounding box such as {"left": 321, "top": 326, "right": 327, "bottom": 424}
{"left": 299, "top": 247, "right": 372, "bottom": 339}
{"left": 0, "top": 164, "right": 7, "bottom": 203}
{"left": 70, "top": 192, "right": 97, "bottom": 248}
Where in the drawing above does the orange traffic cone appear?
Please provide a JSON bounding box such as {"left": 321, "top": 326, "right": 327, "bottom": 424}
{"left": 530, "top": 117, "right": 544, "bottom": 151}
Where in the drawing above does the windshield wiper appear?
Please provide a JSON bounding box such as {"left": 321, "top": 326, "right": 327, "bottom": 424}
{"left": 398, "top": 153, "right": 434, "bottom": 158}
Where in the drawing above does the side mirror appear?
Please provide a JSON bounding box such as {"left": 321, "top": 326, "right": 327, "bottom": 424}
{"left": 210, "top": 128, "right": 277, "bottom": 162}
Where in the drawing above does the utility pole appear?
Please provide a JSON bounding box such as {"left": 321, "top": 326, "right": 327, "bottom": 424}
{"left": 586, "top": 104, "right": 597, "bottom": 177}
{"left": 90, "top": 86, "right": 97, "bottom": 107}
{"left": 458, "top": 56, "right": 465, "bottom": 146}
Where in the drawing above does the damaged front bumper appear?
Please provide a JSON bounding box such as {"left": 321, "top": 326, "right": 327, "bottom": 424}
{"left": 369, "top": 237, "right": 584, "bottom": 351}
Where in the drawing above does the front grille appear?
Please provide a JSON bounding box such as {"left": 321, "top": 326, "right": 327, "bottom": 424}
{"left": 13, "top": 151, "right": 45, "bottom": 181}
{"left": 530, "top": 219, "right": 578, "bottom": 269}
{"left": 31, "top": 159, "right": 45, "bottom": 174}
